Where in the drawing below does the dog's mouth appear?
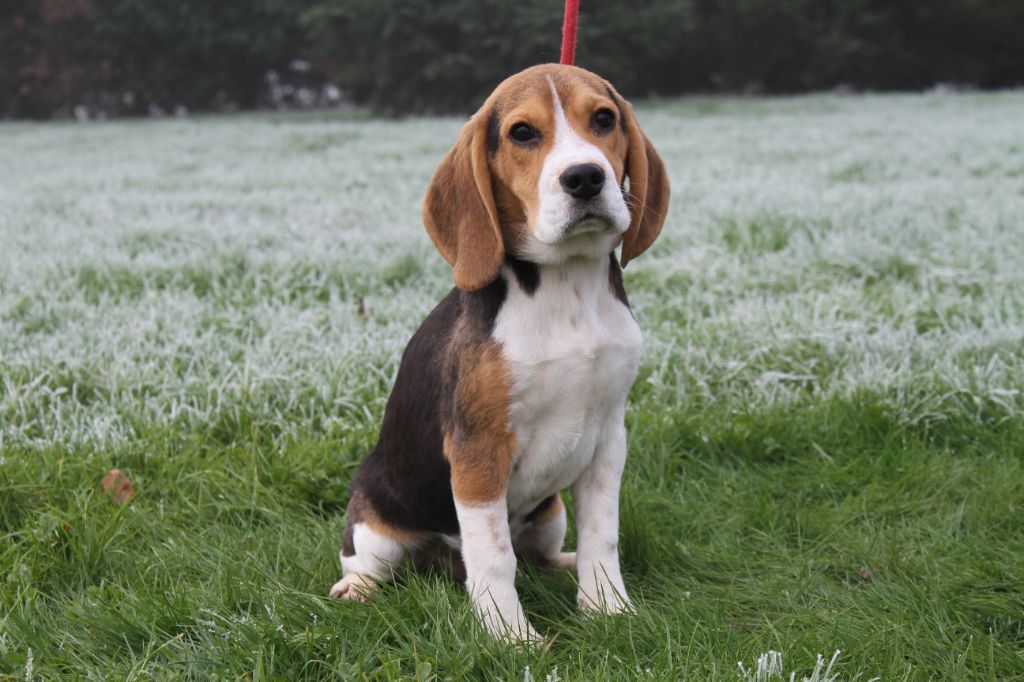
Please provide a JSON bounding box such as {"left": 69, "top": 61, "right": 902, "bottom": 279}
{"left": 516, "top": 212, "right": 624, "bottom": 263}
{"left": 563, "top": 212, "right": 615, "bottom": 237}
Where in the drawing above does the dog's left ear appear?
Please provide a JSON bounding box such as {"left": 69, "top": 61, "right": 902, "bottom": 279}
{"left": 422, "top": 111, "right": 504, "bottom": 291}
{"left": 618, "top": 97, "right": 670, "bottom": 267}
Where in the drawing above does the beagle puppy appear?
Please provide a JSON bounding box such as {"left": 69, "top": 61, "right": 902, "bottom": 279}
{"left": 329, "top": 63, "right": 669, "bottom": 642}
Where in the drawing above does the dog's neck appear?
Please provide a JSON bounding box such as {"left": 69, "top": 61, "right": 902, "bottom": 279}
{"left": 500, "top": 252, "right": 628, "bottom": 316}
{"left": 493, "top": 251, "right": 637, "bottom": 366}
{"left": 507, "top": 253, "right": 609, "bottom": 293}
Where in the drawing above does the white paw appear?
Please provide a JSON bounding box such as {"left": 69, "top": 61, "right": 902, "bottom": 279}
{"left": 477, "top": 606, "right": 541, "bottom": 646}
{"left": 577, "top": 582, "right": 632, "bottom": 615}
{"left": 545, "top": 551, "right": 577, "bottom": 571}
{"left": 328, "top": 573, "right": 377, "bottom": 602}
{"left": 472, "top": 592, "right": 540, "bottom": 645}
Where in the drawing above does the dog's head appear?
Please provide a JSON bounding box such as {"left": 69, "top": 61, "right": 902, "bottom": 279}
{"left": 423, "top": 64, "right": 670, "bottom": 290}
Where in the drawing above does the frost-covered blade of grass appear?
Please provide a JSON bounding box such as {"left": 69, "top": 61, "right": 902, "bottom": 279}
{"left": 2, "top": 94, "right": 1022, "bottom": 450}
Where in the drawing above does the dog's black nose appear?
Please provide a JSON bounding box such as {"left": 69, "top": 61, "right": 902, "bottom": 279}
{"left": 559, "top": 163, "right": 605, "bottom": 200}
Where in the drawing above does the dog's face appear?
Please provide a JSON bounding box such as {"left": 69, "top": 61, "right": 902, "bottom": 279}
{"left": 485, "top": 68, "right": 633, "bottom": 264}
{"left": 424, "top": 64, "right": 670, "bottom": 290}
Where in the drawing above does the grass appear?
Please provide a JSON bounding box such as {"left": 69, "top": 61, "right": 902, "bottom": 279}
{"left": 1, "top": 90, "right": 1023, "bottom": 679}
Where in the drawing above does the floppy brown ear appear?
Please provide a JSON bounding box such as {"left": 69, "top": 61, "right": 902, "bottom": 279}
{"left": 620, "top": 102, "right": 670, "bottom": 267}
{"left": 422, "top": 112, "right": 504, "bottom": 291}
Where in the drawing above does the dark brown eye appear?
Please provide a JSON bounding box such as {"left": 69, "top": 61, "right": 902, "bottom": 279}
{"left": 592, "top": 108, "right": 615, "bottom": 132}
{"left": 509, "top": 122, "right": 539, "bottom": 144}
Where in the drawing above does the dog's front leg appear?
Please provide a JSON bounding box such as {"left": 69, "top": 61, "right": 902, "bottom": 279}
{"left": 454, "top": 494, "right": 536, "bottom": 642}
{"left": 447, "top": 345, "right": 535, "bottom": 643}
{"left": 572, "top": 418, "right": 632, "bottom": 614}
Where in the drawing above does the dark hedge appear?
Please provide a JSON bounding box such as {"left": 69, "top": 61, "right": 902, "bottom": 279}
{"left": 3, "top": 0, "right": 1022, "bottom": 118}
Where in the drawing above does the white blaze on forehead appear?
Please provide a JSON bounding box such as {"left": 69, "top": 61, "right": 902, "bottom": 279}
{"left": 526, "top": 77, "right": 631, "bottom": 255}
{"left": 543, "top": 77, "right": 609, "bottom": 190}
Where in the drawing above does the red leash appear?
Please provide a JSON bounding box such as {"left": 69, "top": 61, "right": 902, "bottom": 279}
{"left": 560, "top": 0, "right": 580, "bottom": 65}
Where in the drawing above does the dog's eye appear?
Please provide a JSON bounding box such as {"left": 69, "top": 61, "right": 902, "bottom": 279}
{"left": 509, "top": 123, "right": 539, "bottom": 144}
{"left": 592, "top": 108, "right": 615, "bottom": 132}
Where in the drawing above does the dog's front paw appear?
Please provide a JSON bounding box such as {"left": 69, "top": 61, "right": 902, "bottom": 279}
{"left": 472, "top": 593, "right": 541, "bottom": 646}
{"left": 577, "top": 580, "right": 633, "bottom": 615}
{"left": 477, "top": 605, "right": 541, "bottom": 647}
{"left": 328, "top": 573, "right": 377, "bottom": 602}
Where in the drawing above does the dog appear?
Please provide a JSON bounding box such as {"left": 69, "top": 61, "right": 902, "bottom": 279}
{"left": 328, "top": 63, "right": 669, "bottom": 643}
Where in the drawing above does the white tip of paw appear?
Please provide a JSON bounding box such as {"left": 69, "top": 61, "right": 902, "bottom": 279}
{"left": 328, "top": 574, "right": 376, "bottom": 602}
{"left": 475, "top": 604, "right": 541, "bottom": 646}
{"left": 546, "top": 551, "right": 577, "bottom": 571}
{"left": 500, "top": 622, "right": 543, "bottom": 650}
{"left": 577, "top": 588, "right": 633, "bottom": 615}
{"left": 514, "top": 629, "right": 544, "bottom": 652}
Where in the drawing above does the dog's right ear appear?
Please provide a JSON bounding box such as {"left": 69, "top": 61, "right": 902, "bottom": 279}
{"left": 423, "top": 112, "right": 504, "bottom": 291}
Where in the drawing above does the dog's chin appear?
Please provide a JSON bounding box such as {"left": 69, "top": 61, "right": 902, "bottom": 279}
{"left": 564, "top": 214, "right": 617, "bottom": 236}
{"left": 515, "top": 220, "right": 622, "bottom": 265}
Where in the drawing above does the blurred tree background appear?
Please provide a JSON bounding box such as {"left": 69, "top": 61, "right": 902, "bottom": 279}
{"left": 3, "top": 0, "right": 1023, "bottom": 118}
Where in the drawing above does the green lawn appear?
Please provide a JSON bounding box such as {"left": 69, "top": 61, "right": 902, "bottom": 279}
{"left": 1, "top": 92, "right": 1023, "bottom": 680}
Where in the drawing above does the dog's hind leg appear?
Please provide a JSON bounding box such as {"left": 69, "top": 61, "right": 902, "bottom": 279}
{"left": 514, "top": 493, "right": 576, "bottom": 571}
{"left": 329, "top": 492, "right": 423, "bottom": 601}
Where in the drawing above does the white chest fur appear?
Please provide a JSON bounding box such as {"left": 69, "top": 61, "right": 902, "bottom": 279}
{"left": 493, "top": 257, "right": 643, "bottom": 520}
